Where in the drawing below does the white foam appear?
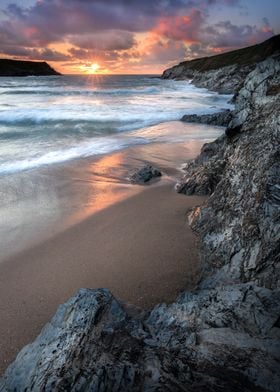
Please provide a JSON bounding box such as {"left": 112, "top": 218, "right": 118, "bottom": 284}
{"left": 0, "top": 75, "right": 233, "bottom": 174}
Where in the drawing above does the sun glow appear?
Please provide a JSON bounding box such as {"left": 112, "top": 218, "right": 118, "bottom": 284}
{"left": 89, "top": 63, "right": 100, "bottom": 74}
{"left": 79, "top": 62, "right": 102, "bottom": 74}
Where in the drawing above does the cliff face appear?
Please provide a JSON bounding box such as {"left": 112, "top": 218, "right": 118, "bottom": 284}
{"left": 161, "top": 35, "right": 280, "bottom": 93}
{"left": 177, "top": 55, "right": 280, "bottom": 290}
{"left": 1, "top": 56, "right": 280, "bottom": 391}
{"left": 0, "top": 59, "right": 60, "bottom": 76}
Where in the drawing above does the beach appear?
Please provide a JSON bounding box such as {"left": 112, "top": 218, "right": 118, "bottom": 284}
{"left": 0, "top": 124, "right": 214, "bottom": 373}
{"left": 0, "top": 182, "right": 205, "bottom": 373}
{"left": 0, "top": 74, "right": 227, "bottom": 374}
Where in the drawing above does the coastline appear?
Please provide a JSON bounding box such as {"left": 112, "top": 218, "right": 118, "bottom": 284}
{"left": 1, "top": 37, "right": 279, "bottom": 391}
{"left": 0, "top": 126, "right": 213, "bottom": 373}
{"left": 0, "top": 120, "right": 222, "bottom": 262}
{"left": 0, "top": 182, "right": 206, "bottom": 373}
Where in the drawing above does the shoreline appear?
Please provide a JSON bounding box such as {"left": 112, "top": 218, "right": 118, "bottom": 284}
{"left": 1, "top": 36, "right": 279, "bottom": 392}
{"left": 0, "top": 181, "right": 206, "bottom": 373}
{"left": 0, "top": 120, "right": 222, "bottom": 263}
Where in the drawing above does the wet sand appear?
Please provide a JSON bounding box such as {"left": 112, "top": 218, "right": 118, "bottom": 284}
{"left": 0, "top": 121, "right": 222, "bottom": 373}
{"left": 0, "top": 181, "right": 205, "bottom": 373}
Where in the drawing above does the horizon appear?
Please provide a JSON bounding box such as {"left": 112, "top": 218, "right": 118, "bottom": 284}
{"left": 1, "top": 33, "right": 278, "bottom": 76}
{"left": 0, "top": 0, "right": 279, "bottom": 74}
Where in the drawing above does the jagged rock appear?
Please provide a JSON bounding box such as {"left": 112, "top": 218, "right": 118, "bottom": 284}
{"left": 181, "top": 110, "right": 232, "bottom": 127}
{"left": 163, "top": 63, "right": 254, "bottom": 93}
{"left": 225, "top": 124, "right": 242, "bottom": 137}
{"left": 1, "top": 286, "right": 279, "bottom": 391}
{"left": 129, "top": 165, "right": 161, "bottom": 184}
{"left": 177, "top": 55, "right": 280, "bottom": 288}
{"left": 162, "top": 35, "right": 280, "bottom": 94}
{"left": 1, "top": 40, "right": 280, "bottom": 392}
{"left": 175, "top": 135, "right": 227, "bottom": 195}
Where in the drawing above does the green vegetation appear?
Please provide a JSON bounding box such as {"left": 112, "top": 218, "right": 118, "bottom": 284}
{"left": 178, "top": 34, "right": 280, "bottom": 72}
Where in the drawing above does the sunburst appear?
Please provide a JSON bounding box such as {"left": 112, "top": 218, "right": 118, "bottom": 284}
{"left": 79, "top": 62, "right": 101, "bottom": 74}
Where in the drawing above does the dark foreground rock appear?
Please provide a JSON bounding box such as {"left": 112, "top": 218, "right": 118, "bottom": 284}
{"left": 1, "top": 286, "right": 279, "bottom": 392}
{"left": 0, "top": 59, "right": 60, "bottom": 76}
{"left": 181, "top": 110, "right": 232, "bottom": 127}
{"left": 1, "top": 49, "right": 280, "bottom": 392}
{"left": 129, "top": 165, "right": 161, "bottom": 184}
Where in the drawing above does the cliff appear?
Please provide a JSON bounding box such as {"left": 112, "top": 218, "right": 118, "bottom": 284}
{"left": 161, "top": 34, "right": 280, "bottom": 93}
{"left": 0, "top": 59, "right": 60, "bottom": 76}
{"left": 1, "top": 55, "right": 280, "bottom": 391}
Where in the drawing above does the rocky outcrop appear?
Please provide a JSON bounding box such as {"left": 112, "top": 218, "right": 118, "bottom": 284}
{"left": 181, "top": 109, "right": 232, "bottom": 127}
{"left": 162, "top": 35, "right": 280, "bottom": 93}
{"left": 176, "top": 135, "right": 227, "bottom": 195}
{"left": 1, "top": 52, "right": 280, "bottom": 392}
{"left": 129, "top": 165, "right": 162, "bottom": 184}
{"left": 0, "top": 59, "right": 60, "bottom": 76}
{"left": 177, "top": 54, "right": 280, "bottom": 289}
{"left": 163, "top": 63, "right": 254, "bottom": 93}
{"left": 1, "top": 286, "right": 279, "bottom": 391}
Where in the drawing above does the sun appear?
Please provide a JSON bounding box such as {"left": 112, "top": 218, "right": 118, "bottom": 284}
{"left": 88, "top": 63, "right": 100, "bottom": 74}
{"left": 79, "top": 62, "right": 101, "bottom": 74}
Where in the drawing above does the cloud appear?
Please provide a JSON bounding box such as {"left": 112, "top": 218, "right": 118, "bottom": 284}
{"left": 153, "top": 9, "right": 205, "bottom": 43}
{"left": 70, "top": 30, "right": 135, "bottom": 51}
{"left": 0, "top": 45, "right": 70, "bottom": 61}
{"left": 0, "top": 0, "right": 276, "bottom": 73}
{"left": 201, "top": 18, "right": 274, "bottom": 49}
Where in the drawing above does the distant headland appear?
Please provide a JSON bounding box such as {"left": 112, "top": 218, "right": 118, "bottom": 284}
{"left": 0, "top": 59, "right": 60, "bottom": 76}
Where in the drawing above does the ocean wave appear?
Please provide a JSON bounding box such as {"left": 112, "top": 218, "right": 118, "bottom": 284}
{"left": 1, "top": 86, "right": 162, "bottom": 96}
{"left": 0, "top": 137, "right": 148, "bottom": 174}
{"left": 0, "top": 109, "right": 183, "bottom": 126}
{"left": 0, "top": 75, "right": 233, "bottom": 174}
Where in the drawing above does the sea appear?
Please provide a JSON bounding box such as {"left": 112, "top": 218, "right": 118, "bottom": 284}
{"left": 0, "top": 74, "right": 232, "bottom": 259}
{"left": 0, "top": 75, "right": 232, "bottom": 174}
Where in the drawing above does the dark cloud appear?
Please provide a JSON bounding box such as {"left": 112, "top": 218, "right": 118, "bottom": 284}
{"left": 70, "top": 30, "right": 135, "bottom": 51}
{"left": 153, "top": 10, "right": 274, "bottom": 50}
{"left": 0, "top": 0, "right": 275, "bottom": 71}
{"left": 201, "top": 19, "right": 274, "bottom": 48}
{"left": 0, "top": 45, "right": 70, "bottom": 61}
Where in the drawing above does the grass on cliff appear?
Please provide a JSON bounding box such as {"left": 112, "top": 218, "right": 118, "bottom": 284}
{"left": 178, "top": 34, "right": 280, "bottom": 72}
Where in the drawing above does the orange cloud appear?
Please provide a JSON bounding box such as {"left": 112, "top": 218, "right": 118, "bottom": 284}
{"left": 152, "top": 10, "right": 205, "bottom": 44}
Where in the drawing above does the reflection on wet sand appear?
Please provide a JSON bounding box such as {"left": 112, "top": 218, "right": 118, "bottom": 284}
{"left": 68, "top": 152, "right": 142, "bottom": 224}
{"left": 0, "top": 121, "right": 223, "bottom": 262}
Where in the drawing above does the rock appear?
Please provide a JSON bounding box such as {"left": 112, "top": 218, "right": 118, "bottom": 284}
{"left": 177, "top": 55, "right": 280, "bottom": 289}
{"left": 181, "top": 110, "right": 233, "bottom": 127}
{"left": 1, "top": 285, "right": 279, "bottom": 391}
{"left": 0, "top": 59, "right": 60, "bottom": 76}
{"left": 225, "top": 124, "right": 242, "bottom": 137}
{"left": 175, "top": 135, "right": 227, "bottom": 195}
{"left": 162, "top": 35, "right": 280, "bottom": 94}
{"left": 129, "top": 165, "right": 162, "bottom": 184}
{"left": 1, "top": 39, "right": 280, "bottom": 392}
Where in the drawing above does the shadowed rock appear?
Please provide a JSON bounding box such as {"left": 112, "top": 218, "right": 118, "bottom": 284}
{"left": 129, "top": 165, "right": 162, "bottom": 184}
{"left": 0, "top": 59, "right": 60, "bottom": 77}
{"left": 181, "top": 110, "right": 232, "bottom": 127}
{"left": 1, "top": 285, "right": 279, "bottom": 391}
{"left": 177, "top": 55, "right": 280, "bottom": 288}
{"left": 1, "top": 43, "right": 280, "bottom": 392}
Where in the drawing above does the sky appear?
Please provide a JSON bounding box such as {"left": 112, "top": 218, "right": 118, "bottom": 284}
{"left": 0, "top": 0, "right": 279, "bottom": 74}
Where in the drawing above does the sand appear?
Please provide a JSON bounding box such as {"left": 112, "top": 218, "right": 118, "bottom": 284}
{"left": 0, "top": 121, "right": 219, "bottom": 373}
{"left": 0, "top": 181, "right": 205, "bottom": 373}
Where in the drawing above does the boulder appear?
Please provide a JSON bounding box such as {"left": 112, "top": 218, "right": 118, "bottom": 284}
{"left": 129, "top": 165, "right": 162, "bottom": 184}
{"left": 1, "top": 285, "right": 279, "bottom": 391}
{"left": 181, "top": 110, "right": 233, "bottom": 127}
